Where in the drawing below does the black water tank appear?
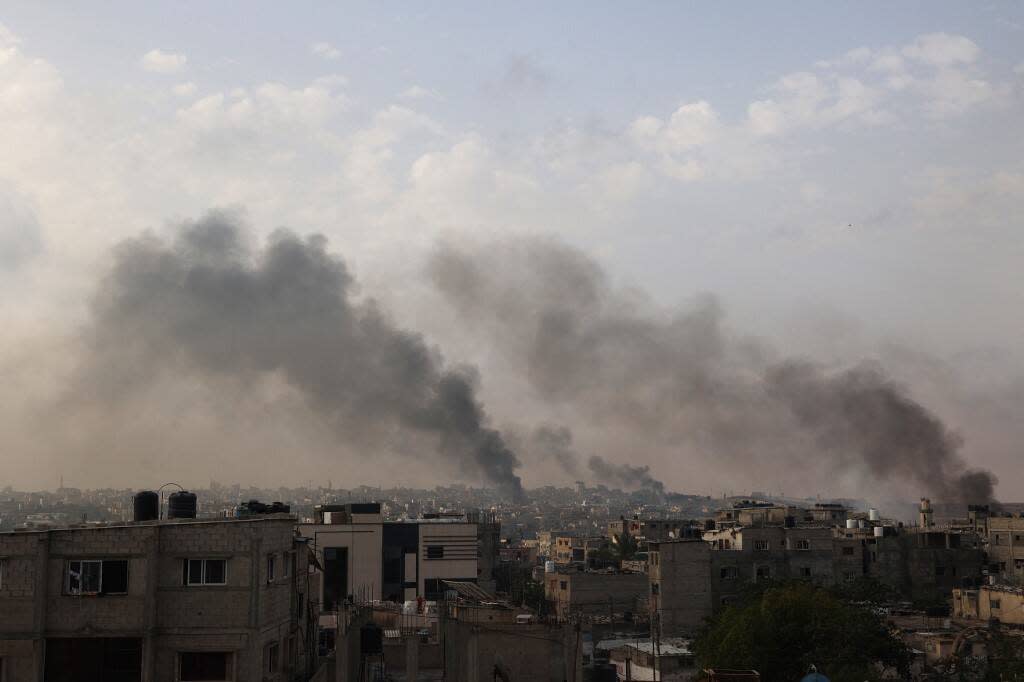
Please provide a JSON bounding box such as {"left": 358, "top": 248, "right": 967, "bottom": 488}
{"left": 133, "top": 490, "right": 159, "bottom": 522}
{"left": 168, "top": 491, "right": 197, "bottom": 519}
{"left": 593, "top": 664, "right": 618, "bottom": 682}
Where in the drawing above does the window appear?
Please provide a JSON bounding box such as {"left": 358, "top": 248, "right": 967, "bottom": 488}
{"left": 266, "top": 555, "right": 276, "bottom": 582}
{"left": 720, "top": 566, "right": 738, "bottom": 580}
{"left": 756, "top": 565, "right": 771, "bottom": 579}
{"left": 559, "top": 580, "right": 567, "bottom": 590}
{"left": 651, "top": 583, "right": 659, "bottom": 595}
{"left": 264, "top": 642, "right": 279, "bottom": 674}
{"left": 935, "top": 566, "right": 946, "bottom": 576}
{"left": 794, "top": 539, "right": 811, "bottom": 551}
{"left": 753, "top": 540, "right": 769, "bottom": 552}
{"left": 800, "top": 566, "right": 812, "bottom": 577}
{"left": 183, "top": 559, "right": 227, "bottom": 586}
{"left": 180, "top": 651, "right": 232, "bottom": 681}
{"left": 991, "top": 599, "right": 1001, "bottom": 610}
{"left": 426, "top": 545, "right": 444, "bottom": 559}
{"left": 284, "top": 552, "right": 292, "bottom": 579}
{"left": 1014, "top": 559, "right": 1024, "bottom": 570}
{"left": 844, "top": 571, "right": 858, "bottom": 583}
{"left": 66, "top": 559, "right": 128, "bottom": 595}
{"left": 842, "top": 546, "right": 855, "bottom": 556}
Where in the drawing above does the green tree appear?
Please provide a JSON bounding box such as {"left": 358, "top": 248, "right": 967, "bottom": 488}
{"left": 693, "top": 581, "right": 910, "bottom": 682}
{"left": 612, "top": 530, "right": 638, "bottom": 561}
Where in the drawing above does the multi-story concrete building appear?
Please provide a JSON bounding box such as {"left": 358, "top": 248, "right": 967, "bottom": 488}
{"left": 543, "top": 570, "right": 648, "bottom": 621}
{"left": 953, "top": 584, "right": 1024, "bottom": 625}
{"left": 0, "top": 514, "right": 311, "bottom": 682}
{"left": 607, "top": 518, "right": 695, "bottom": 543}
{"left": 298, "top": 503, "right": 485, "bottom": 606}
{"left": 986, "top": 515, "right": 1024, "bottom": 583}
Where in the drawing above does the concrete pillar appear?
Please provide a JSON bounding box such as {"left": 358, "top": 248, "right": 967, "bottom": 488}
{"left": 466, "top": 626, "right": 478, "bottom": 682}
{"left": 143, "top": 526, "right": 160, "bottom": 682}
{"left": 32, "top": 533, "right": 50, "bottom": 682}
{"left": 405, "top": 635, "right": 419, "bottom": 682}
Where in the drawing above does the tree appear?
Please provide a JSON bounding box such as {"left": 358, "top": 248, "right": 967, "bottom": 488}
{"left": 612, "top": 530, "right": 638, "bottom": 561}
{"left": 693, "top": 581, "right": 910, "bottom": 682}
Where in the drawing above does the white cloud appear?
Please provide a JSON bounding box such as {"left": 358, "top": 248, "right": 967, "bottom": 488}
{"left": 140, "top": 49, "right": 187, "bottom": 74}
{"left": 400, "top": 85, "right": 442, "bottom": 101}
{"left": 1014, "top": 63, "right": 1024, "bottom": 76}
{"left": 172, "top": 81, "right": 197, "bottom": 97}
{"left": 902, "top": 33, "right": 980, "bottom": 66}
{"left": 310, "top": 42, "right": 341, "bottom": 60}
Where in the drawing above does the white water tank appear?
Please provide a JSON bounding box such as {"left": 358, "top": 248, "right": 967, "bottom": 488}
{"left": 545, "top": 560, "right": 556, "bottom": 573}
{"left": 868, "top": 508, "right": 880, "bottom": 521}
{"left": 846, "top": 519, "right": 857, "bottom": 529}
{"left": 873, "top": 526, "right": 885, "bottom": 538}
{"left": 858, "top": 520, "right": 866, "bottom": 529}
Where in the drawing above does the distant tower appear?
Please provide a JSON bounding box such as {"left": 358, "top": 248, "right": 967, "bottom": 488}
{"left": 575, "top": 481, "right": 585, "bottom": 496}
{"left": 919, "top": 498, "right": 933, "bottom": 528}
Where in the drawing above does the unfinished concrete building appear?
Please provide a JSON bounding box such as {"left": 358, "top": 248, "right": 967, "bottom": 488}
{"left": 0, "top": 514, "right": 311, "bottom": 682}
{"left": 985, "top": 515, "right": 1024, "bottom": 583}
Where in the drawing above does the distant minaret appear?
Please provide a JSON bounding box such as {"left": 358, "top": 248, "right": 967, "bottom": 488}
{"left": 59, "top": 475, "right": 63, "bottom": 491}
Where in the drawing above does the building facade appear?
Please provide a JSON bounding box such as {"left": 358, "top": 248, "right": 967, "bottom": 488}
{"left": 298, "top": 503, "right": 483, "bottom": 606}
{"left": 0, "top": 515, "right": 310, "bottom": 682}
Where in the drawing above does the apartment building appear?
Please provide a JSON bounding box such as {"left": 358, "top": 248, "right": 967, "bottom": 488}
{"left": 986, "top": 515, "right": 1024, "bottom": 583}
{"left": 953, "top": 584, "right": 1024, "bottom": 626}
{"left": 298, "top": 503, "right": 484, "bottom": 607}
{"left": 0, "top": 514, "right": 310, "bottom": 682}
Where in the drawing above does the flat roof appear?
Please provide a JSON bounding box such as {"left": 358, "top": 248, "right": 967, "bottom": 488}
{"left": 0, "top": 513, "right": 295, "bottom": 535}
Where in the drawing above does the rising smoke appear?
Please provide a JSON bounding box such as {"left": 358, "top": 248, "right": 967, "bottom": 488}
{"left": 77, "top": 213, "right": 524, "bottom": 498}
{"left": 428, "top": 238, "right": 998, "bottom": 503}
{"left": 588, "top": 455, "right": 665, "bottom": 495}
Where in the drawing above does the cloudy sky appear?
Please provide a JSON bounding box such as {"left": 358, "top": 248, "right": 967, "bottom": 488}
{"left": 1, "top": 2, "right": 1022, "bottom": 499}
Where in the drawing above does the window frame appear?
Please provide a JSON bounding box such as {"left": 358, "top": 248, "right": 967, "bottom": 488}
{"left": 752, "top": 540, "right": 770, "bottom": 552}
{"left": 794, "top": 539, "right": 811, "bottom": 551}
{"left": 426, "top": 545, "right": 445, "bottom": 559}
{"left": 183, "top": 558, "right": 228, "bottom": 587}
{"left": 65, "top": 558, "right": 129, "bottom": 596}
{"left": 264, "top": 641, "right": 280, "bottom": 675}
{"left": 266, "top": 554, "right": 276, "bottom": 583}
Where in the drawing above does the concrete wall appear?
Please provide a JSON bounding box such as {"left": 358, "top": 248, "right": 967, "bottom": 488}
{"left": 544, "top": 571, "right": 648, "bottom": 621}
{"left": 0, "top": 516, "right": 305, "bottom": 682}
{"left": 987, "top": 517, "right": 1024, "bottom": 583}
{"left": 419, "top": 523, "right": 478, "bottom": 595}
{"left": 443, "top": 618, "right": 582, "bottom": 682}
{"left": 649, "top": 540, "right": 713, "bottom": 637}
{"left": 300, "top": 523, "right": 384, "bottom": 602}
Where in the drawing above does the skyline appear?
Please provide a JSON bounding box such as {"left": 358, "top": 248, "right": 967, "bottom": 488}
{"left": 1, "top": 3, "right": 1022, "bottom": 498}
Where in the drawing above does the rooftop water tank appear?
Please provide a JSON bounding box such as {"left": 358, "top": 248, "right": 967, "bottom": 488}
{"left": 868, "top": 508, "right": 880, "bottom": 521}
{"left": 133, "top": 490, "right": 159, "bottom": 522}
{"left": 873, "top": 526, "right": 885, "bottom": 538}
{"left": 846, "top": 519, "right": 857, "bottom": 529}
{"left": 168, "top": 491, "right": 197, "bottom": 519}
{"left": 857, "top": 520, "right": 866, "bottom": 529}
{"left": 545, "top": 560, "right": 556, "bottom": 573}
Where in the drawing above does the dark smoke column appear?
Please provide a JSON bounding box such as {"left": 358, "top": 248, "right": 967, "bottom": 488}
{"left": 83, "top": 212, "right": 524, "bottom": 499}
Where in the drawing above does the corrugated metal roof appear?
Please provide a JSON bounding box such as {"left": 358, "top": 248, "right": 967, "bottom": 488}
{"left": 442, "top": 580, "right": 497, "bottom": 602}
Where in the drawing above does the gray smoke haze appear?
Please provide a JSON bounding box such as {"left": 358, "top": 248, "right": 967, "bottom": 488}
{"left": 76, "top": 213, "right": 523, "bottom": 498}
{"left": 588, "top": 455, "right": 666, "bottom": 495}
{"left": 428, "top": 238, "right": 998, "bottom": 504}
{"left": 529, "top": 425, "right": 581, "bottom": 478}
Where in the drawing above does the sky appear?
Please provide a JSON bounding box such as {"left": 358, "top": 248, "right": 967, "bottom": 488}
{"left": 1, "top": 2, "right": 1022, "bottom": 500}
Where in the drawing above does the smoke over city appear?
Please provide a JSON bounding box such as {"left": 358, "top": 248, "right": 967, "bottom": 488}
{"left": 74, "top": 213, "right": 524, "bottom": 499}
{"left": 428, "top": 238, "right": 998, "bottom": 504}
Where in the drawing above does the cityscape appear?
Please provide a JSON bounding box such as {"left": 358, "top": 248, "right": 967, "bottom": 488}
{"left": 2, "top": 1, "right": 1024, "bottom": 681}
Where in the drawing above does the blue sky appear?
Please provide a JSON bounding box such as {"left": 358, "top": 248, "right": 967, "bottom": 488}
{"left": 1, "top": 3, "right": 1022, "bottom": 496}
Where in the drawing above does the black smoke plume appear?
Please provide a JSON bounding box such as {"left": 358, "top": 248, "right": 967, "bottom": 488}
{"left": 588, "top": 455, "right": 665, "bottom": 495}
{"left": 428, "top": 238, "right": 998, "bottom": 504}
{"left": 80, "top": 213, "right": 523, "bottom": 498}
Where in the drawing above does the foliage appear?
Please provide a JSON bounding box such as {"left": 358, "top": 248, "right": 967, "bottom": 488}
{"left": 613, "top": 530, "right": 638, "bottom": 561}
{"left": 692, "top": 581, "right": 910, "bottom": 682}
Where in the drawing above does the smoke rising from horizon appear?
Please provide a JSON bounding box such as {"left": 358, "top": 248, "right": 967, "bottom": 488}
{"left": 428, "top": 238, "right": 998, "bottom": 504}
{"left": 76, "top": 213, "right": 524, "bottom": 498}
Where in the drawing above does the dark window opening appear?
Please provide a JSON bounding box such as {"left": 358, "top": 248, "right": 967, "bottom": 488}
{"left": 66, "top": 560, "right": 128, "bottom": 595}
{"left": 426, "top": 545, "right": 444, "bottom": 559}
{"left": 180, "top": 651, "right": 231, "bottom": 681}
